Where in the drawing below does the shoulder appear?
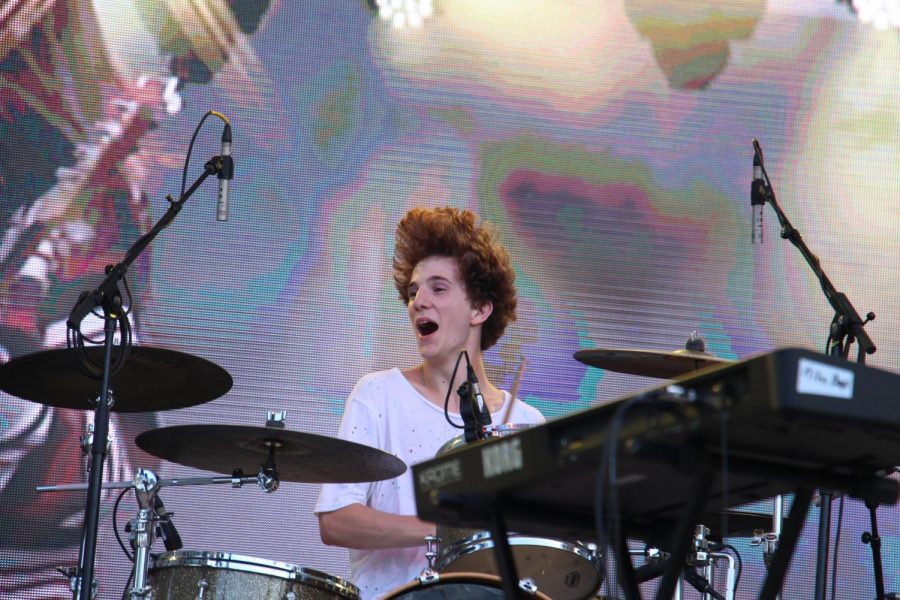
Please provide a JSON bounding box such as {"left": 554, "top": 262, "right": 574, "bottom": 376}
{"left": 347, "top": 368, "right": 412, "bottom": 409}
{"left": 353, "top": 368, "right": 402, "bottom": 390}
{"left": 507, "top": 395, "right": 546, "bottom": 424}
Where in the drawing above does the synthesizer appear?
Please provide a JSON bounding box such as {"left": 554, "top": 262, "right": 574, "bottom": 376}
{"left": 413, "top": 348, "right": 900, "bottom": 542}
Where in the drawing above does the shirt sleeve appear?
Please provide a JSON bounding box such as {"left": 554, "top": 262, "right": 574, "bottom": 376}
{"left": 314, "top": 380, "right": 382, "bottom": 514}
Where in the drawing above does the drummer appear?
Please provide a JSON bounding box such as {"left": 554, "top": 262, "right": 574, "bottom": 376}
{"left": 315, "top": 206, "right": 545, "bottom": 599}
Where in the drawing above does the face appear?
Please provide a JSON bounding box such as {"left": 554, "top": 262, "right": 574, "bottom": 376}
{"left": 407, "top": 256, "right": 491, "bottom": 362}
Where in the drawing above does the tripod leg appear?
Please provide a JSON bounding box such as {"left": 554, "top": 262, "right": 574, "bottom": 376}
{"left": 864, "top": 500, "right": 886, "bottom": 600}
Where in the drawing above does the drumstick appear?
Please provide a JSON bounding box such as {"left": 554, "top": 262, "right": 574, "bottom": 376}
{"left": 500, "top": 356, "right": 528, "bottom": 424}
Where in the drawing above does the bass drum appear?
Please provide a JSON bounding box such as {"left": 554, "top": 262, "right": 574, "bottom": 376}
{"left": 150, "top": 551, "right": 360, "bottom": 599}
{"left": 384, "top": 572, "right": 551, "bottom": 599}
{"left": 435, "top": 424, "right": 602, "bottom": 600}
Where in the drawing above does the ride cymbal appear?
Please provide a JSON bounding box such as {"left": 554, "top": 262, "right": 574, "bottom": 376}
{"left": 136, "top": 424, "right": 407, "bottom": 484}
{"left": 573, "top": 348, "right": 731, "bottom": 379}
{"left": 0, "top": 346, "right": 232, "bottom": 412}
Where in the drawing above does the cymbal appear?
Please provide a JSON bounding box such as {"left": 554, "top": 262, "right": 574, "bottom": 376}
{"left": 0, "top": 346, "right": 232, "bottom": 412}
{"left": 573, "top": 348, "right": 731, "bottom": 378}
{"left": 136, "top": 425, "right": 407, "bottom": 484}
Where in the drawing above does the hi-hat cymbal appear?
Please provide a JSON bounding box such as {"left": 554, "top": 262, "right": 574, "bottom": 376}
{"left": 0, "top": 347, "right": 232, "bottom": 412}
{"left": 136, "top": 424, "right": 407, "bottom": 484}
{"left": 573, "top": 348, "right": 731, "bottom": 378}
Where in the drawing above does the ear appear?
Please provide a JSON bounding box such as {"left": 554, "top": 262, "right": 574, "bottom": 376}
{"left": 470, "top": 301, "right": 493, "bottom": 326}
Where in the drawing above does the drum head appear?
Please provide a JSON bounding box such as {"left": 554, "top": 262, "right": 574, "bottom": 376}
{"left": 384, "top": 572, "right": 550, "bottom": 599}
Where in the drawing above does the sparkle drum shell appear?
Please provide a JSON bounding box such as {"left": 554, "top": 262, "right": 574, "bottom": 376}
{"left": 149, "top": 551, "right": 360, "bottom": 599}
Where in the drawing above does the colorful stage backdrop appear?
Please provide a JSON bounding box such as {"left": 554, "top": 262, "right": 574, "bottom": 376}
{"left": 1, "top": 0, "right": 898, "bottom": 597}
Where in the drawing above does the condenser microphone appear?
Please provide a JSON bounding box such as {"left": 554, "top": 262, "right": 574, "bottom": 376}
{"left": 466, "top": 364, "right": 492, "bottom": 427}
{"left": 751, "top": 150, "right": 765, "bottom": 245}
{"left": 216, "top": 123, "right": 233, "bottom": 222}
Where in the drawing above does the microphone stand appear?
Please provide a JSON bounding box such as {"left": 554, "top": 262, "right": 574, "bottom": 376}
{"left": 66, "top": 155, "right": 227, "bottom": 600}
{"left": 752, "top": 139, "right": 877, "bottom": 600}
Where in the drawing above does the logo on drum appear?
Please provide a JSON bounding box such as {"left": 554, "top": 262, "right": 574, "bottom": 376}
{"left": 481, "top": 438, "right": 522, "bottom": 479}
{"left": 417, "top": 459, "right": 463, "bottom": 491}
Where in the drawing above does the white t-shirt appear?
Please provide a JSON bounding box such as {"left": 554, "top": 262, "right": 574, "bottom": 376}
{"left": 315, "top": 368, "right": 545, "bottom": 600}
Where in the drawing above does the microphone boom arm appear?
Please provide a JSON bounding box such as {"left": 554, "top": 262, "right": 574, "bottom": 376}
{"left": 67, "top": 156, "right": 225, "bottom": 329}
{"left": 751, "top": 139, "right": 876, "bottom": 362}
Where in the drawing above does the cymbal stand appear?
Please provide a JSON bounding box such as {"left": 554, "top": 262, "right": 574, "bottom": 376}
{"left": 64, "top": 152, "right": 226, "bottom": 600}
{"left": 128, "top": 469, "right": 161, "bottom": 599}
{"left": 750, "top": 495, "right": 784, "bottom": 599}
{"left": 685, "top": 525, "right": 733, "bottom": 600}
{"left": 39, "top": 469, "right": 261, "bottom": 598}
{"left": 80, "top": 423, "right": 111, "bottom": 476}
{"left": 752, "top": 139, "right": 877, "bottom": 600}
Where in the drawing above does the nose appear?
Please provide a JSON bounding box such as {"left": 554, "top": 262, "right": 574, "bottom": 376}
{"left": 410, "top": 287, "right": 430, "bottom": 309}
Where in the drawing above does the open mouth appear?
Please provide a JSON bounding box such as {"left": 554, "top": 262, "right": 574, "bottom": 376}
{"left": 416, "top": 319, "right": 439, "bottom": 336}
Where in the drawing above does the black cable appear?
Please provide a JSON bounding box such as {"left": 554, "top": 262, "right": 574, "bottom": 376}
{"left": 830, "top": 495, "right": 845, "bottom": 600}
{"left": 594, "top": 390, "right": 664, "bottom": 598}
{"left": 180, "top": 110, "right": 229, "bottom": 201}
{"left": 112, "top": 488, "right": 134, "bottom": 561}
{"left": 120, "top": 273, "right": 134, "bottom": 316}
{"left": 121, "top": 566, "right": 135, "bottom": 600}
{"left": 442, "top": 349, "right": 468, "bottom": 430}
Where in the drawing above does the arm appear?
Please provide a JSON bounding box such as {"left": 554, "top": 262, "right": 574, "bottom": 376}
{"left": 318, "top": 503, "right": 435, "bottom": 550}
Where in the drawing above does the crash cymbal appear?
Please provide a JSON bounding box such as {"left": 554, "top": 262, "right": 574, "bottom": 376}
{"left": 0, "top": 346, "right": 232, "bottom": 412}
{"left": 573, "top": 348, "right": 731, "bottom": 378}
{"left": 136, "top": 424, "right": 407, "bottom": 484}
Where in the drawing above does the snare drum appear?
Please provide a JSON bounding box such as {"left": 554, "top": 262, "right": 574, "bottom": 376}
{"left": 384, "top": 572, "right": 551, "bottom": 599}
{"left": 149, "top": 551, "right": 359, "bottom": 599}
{"left": 435, "top": 425, "right": 602, "bottom": 600}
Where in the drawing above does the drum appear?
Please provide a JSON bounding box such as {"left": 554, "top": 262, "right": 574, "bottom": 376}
{"left": 384, "top": 572, "right": 551, "bottom": 599}
{"left": 149, "top": 551, "right": 359, "bottom": 599}
{"left": 435, "top": 530, "right": 601, "bottom": 600}
{"left": 435, "top": 423, "right": 532, "bottom": 456}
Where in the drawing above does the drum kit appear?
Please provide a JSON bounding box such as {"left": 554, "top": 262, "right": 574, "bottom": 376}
{"left": 0, "top": 332, "right": 784, "bottom": 600}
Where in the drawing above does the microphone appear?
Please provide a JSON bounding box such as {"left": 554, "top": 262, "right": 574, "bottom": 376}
{"left": 466, "top": 364, "right": 492, "bottom": 427}
{"left": 153, "top": 494, "right": 183, "bottom": 552}
{"left": 216, "top": 123, "right": 233, "bottom": 222}
{"left": 751, "top": 142, "right": 765, "bottom": 245}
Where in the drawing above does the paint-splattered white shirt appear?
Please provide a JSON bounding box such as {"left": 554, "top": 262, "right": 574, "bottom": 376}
{"left": 315, "top": 368, "right": 545, "bottom": 599}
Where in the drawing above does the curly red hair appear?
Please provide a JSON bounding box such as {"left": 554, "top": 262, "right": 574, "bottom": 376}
{"left": 393, "top": 207, "right": 516, "bottom": 351}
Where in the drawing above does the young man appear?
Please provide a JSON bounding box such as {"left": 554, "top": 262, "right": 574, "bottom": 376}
{"left": 315, "top": 206, "right": 545, "bottom": 599}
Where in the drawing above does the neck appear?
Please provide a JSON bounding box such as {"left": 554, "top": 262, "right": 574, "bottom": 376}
{"left": 419, "top": 348, "right": 501, "bottom": 411}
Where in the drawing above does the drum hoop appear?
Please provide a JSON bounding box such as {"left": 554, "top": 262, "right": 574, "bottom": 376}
{"left": 483, "top": 423, "right": 532, "bottom": 436}
{"left": 438, "top": 535, "right": 601, "bottom": 569}
{"left": 151, "top": 550, "right": 359, "bottom": 596}
{"left": 437, "top": 423, "right": 534, "bottom": 455}
{"left": 385, "top": 572, "right": 550, "bottom": 599}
